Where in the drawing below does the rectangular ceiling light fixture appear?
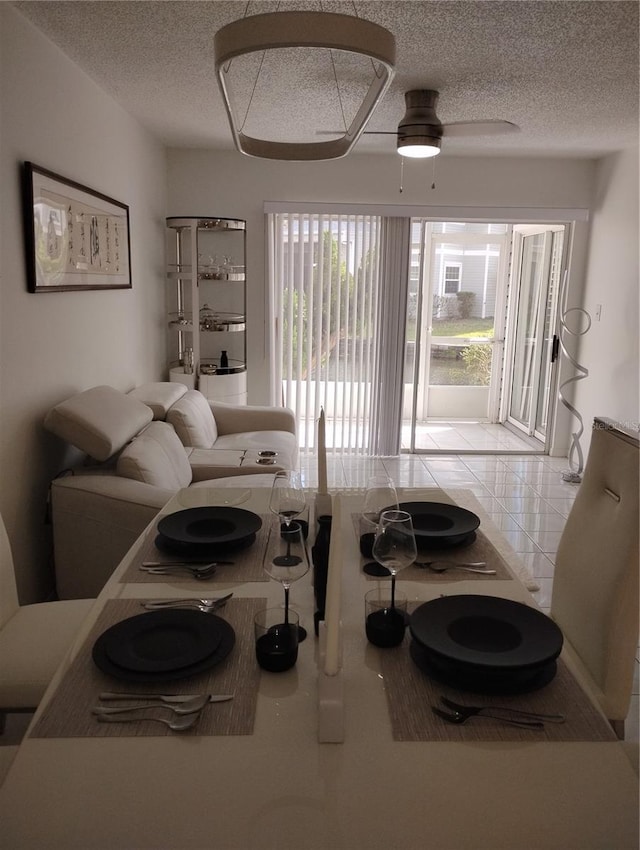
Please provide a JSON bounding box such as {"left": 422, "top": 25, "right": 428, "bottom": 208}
{"left": 214, "top": 11, "right": 396, "bottom": 161}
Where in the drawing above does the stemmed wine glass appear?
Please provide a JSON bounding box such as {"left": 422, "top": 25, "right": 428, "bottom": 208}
{"left": 361, "top": 475, "right": 399, "bottom": 576}
{"left": 269, "top": 470, "right": 306, "bottom": 529}
{"left": 263, "top": 517, "right": 310, "bottom": 641}
{"left": 372, "top": 510, "right": 417, "bottom": 611}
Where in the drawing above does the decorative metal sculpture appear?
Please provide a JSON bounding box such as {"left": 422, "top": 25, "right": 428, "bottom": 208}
{"left": 557, "top": 270, "right": 591, "bottom": 483}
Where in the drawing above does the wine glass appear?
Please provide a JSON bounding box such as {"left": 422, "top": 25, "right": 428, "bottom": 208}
{"left": 372, "top": 510, "right": 416, "bottom": 611}
{"left": 263, "top": 517, "right": 310, "bottom": 641}
{"left": 361, "top": 475, "right": 399, "bottom": 576}
{"left": 269, "top": 470, "right": 306, "bottom": 529}
{"left": 362, "top": 475, "right": 398, "bottom": 525}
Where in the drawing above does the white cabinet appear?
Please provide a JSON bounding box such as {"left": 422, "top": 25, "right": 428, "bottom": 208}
{"left": 166, "top": 217, "right": 247, "bottom": 403}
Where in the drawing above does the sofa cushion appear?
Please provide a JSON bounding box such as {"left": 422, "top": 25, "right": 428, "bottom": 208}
{"left": 166, "top": 390, "right": 218, "bottom": 448}
{"left": 116, "top": 422, "right": 193, "bottom": 489}
{"left": 128, "top": 382, "right": 188, "bottom": 419}
{"left": 44, "top": 385, "right": 153, "bottom": 462}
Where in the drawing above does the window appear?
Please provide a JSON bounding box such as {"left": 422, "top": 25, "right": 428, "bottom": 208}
{"left": 443, "top": 263, "right": 462, "bottom": 294}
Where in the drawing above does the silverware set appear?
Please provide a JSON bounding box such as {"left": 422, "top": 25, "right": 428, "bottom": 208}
{"left": 432, "top": 696, "right": 565, "bottom": 729}
{"left": 138, "top": 560, "right": 234, "bottom": 579}
{"left": 415, "top": 560, "right": 496, "bottom": 575}
{"left": 141, "top": 593, "right": 233, "bottom": 613}
{"left": 92, "top": 692, "right": 234, "bottom": 732}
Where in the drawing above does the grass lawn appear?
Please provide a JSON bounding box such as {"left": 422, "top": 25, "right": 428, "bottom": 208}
{"left": 406, "top": 317, "right": 494, "bottom": 341}
{"left": 432, "top": 317, "right": 495, "bottom": 337}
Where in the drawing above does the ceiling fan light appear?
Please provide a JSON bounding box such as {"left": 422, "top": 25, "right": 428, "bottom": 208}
{"left": 397, "top": 142, "right": 441, "bottom": 158}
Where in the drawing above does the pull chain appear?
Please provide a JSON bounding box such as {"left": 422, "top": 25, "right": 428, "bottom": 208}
{"left": 399, "top": 157, "right": 404, "bottom": 193}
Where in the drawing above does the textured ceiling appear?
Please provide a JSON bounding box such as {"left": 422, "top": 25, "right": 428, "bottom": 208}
{"left": 12, "top": 0, "right": 640, "bottom": 159}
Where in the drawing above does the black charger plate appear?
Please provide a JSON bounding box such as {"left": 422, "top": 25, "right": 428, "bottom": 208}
{"left": 93, "top": 610, "right": 235, "bottom": 682}
{"left": 398, "top": 502, "right": 480, "bottom": 548}
{"left": 409, "top": 594, "right": 563, "bottom": 694}
{"left": 155, "top": 506, "right": 262, "bottom": 556}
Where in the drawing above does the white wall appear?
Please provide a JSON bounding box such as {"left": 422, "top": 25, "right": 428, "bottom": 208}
{"left": 571, "top": 146, "right": 639, "bottom": 459}
{"left": 167, "top": 150, "right": 596, "bottom": 408}
{"left": 0, "top": 6, "right": 168, "bottom": 602}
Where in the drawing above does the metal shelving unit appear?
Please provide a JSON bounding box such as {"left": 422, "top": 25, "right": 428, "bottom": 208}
{"left": 166, "top": 217, "right": 247, "bottom": 404}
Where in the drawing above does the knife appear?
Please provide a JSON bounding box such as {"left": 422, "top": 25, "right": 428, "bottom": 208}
{"left": 98, "top": 692, "right": 234, "bottom": 704}
{"left": 141, "top": 560, "right": 234, "bottom": 568}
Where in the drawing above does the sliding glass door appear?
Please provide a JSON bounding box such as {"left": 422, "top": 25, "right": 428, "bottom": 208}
{"left": 404, "top": 222, "right": 510, "bottom": 451}
{"left": 505, "top": 225, "right": 564, "bottom": 441}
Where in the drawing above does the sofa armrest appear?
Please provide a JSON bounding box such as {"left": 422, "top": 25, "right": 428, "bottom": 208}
{"left": 51, "top": 475, "right": 174, "bottom": 599}
{"left": 209, "top": 402, "right": 297, "bottom": 436}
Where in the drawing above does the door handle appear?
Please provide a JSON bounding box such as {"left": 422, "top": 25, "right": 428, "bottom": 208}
{"left": 551, "top": 334, "right": 560, "bottom": 363}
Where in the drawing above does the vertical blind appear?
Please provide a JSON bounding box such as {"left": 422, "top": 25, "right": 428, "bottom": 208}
{"left": 268, "top": 212, "right": 382, "bottom": 454}
{"left": 268, "top": 212, "right": 412, "bottom": 456}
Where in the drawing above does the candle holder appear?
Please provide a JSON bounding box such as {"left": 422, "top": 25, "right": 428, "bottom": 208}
{"left": 317, "top": 621, "right": 345, "bottom": 743}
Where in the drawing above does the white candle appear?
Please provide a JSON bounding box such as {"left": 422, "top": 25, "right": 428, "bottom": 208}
{"left": 323, "top": 494, "right": 341, "bottom": 675}
{"left": 317, "top": 407, "right": 328, "bottom": 495}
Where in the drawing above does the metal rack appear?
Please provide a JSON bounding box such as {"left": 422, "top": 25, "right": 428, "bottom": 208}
{"left": 166, "top": 217, "right": 247, "bottom": 403}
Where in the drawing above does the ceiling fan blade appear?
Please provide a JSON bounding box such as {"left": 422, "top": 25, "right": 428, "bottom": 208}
{"left": 441, "top": 120, "right": 519, "bottom": 137}
{"left": 316, "top": 130, "right": 397, "bottom": 136}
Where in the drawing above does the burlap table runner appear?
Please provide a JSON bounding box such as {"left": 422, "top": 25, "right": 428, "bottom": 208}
{"left": 120, "top": 515, "right": 271, "bottom": 584}
{"left": 378, "top": 609, "right": 615, "bottom": 743}
{"left": 31, "top": 597, "right": 266, "bottom": 738}
{"left": 352, "top": 514, "right": 514, "bottom": 583}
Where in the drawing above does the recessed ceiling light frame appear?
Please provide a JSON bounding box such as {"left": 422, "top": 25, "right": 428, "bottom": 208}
{"left": 214, "top": 11, "right": 396, "bottom": 161}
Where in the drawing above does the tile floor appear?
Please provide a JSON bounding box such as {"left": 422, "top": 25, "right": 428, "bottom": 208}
{"left": 298, "top": 449, "right": 639, "bottom": 742}
{"left": 403, "top": 420, "right": 543, "bottom": 453}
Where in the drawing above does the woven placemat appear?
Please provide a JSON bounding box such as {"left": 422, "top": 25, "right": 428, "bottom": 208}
{"left": 378, "top": 611, "right": 615, "bottom": 743}
{"left": 30, "top": 597, "right": 266, "bottom": 739}
{"left": 120, "top": 516, "right": 271, "bottom": 584}
{"left": 352, "top": 514, "right": 513, "bottom": 583}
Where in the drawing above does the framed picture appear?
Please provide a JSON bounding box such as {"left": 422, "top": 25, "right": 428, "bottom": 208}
{"left": 22, "top": 162, "right": 131, "bottom": 293}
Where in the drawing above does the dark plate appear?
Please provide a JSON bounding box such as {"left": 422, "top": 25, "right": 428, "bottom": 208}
{"left": 100, "top": 609, "right": 224, "bottom": 673}
{"left": 154, "top": 531, "right": 256, "bottom": 557}
{"left": 92, "top": 612, "right": 235, "bottom": 683}
{"left": 158, "top": 506, "right": 262, "bottom": 546}
{"left": 410, "top": 595, "right": 563, "bottom": 671}
{"left": 398, "top": 502, "right": 480, "bottom": 547}
{"left": 409, "top": 639, "right": 558, "bottom": 695}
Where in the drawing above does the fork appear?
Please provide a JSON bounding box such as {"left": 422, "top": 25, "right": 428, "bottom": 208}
{"left": 432, "top": 705, "right": 544, "bottom": 729}
{"left": 441, "top": 696, "right": 565, "bottom": 723}
{"left": 415, "top": 561, "right": 496, "bottom": 574}
{"left": 143, "top": 566, "right": 217, "bottom": 580}
{"left": 142, "top": 593, "right": 232, "bottom": 611}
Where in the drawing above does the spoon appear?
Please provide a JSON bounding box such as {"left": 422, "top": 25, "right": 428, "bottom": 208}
{"left": 92, "top": 695, "right": 210, "bottom": 716}
{"left": 416, "top": 560, "right": 496, "bottom": 575}
{"left": 95, "top": 713, "right": 200, "bottom": 732}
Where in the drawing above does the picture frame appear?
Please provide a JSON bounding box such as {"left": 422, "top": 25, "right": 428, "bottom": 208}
{"left": 22, "top": 161, "right": 131, "bottom": 293}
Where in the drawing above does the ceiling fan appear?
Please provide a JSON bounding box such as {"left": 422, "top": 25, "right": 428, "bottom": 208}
{"left": 321, "top": 89, "right": 519, "bottom": 157}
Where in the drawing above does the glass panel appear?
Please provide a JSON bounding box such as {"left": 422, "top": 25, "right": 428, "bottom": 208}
{"left": 509, "top": 233, "right": 545, "bottom": 427}
{"left": 428, "top": 341, "right": 494, "bottom": 386}
{"left": 534, "top": 230, "right": 564, "bottom": 435}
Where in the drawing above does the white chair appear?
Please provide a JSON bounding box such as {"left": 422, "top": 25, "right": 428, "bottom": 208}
{"left": 551, "top": 417, "right": 639, "bottom": 739}
{"left": 0, "top": 513, "right": 93, "bottom": 733}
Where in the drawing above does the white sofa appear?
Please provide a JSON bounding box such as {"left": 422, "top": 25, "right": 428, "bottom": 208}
{"left": 44, "top": 384, "right": 297, "bottom": 599}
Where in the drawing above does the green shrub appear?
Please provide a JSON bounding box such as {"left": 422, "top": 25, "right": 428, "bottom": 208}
{"left": 456, "top": 291, "right": 475, "bottom": 319}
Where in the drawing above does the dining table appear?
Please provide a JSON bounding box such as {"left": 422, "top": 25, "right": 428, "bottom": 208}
{"left": 0, "top": 485, "right": 637, "bottom": 850}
